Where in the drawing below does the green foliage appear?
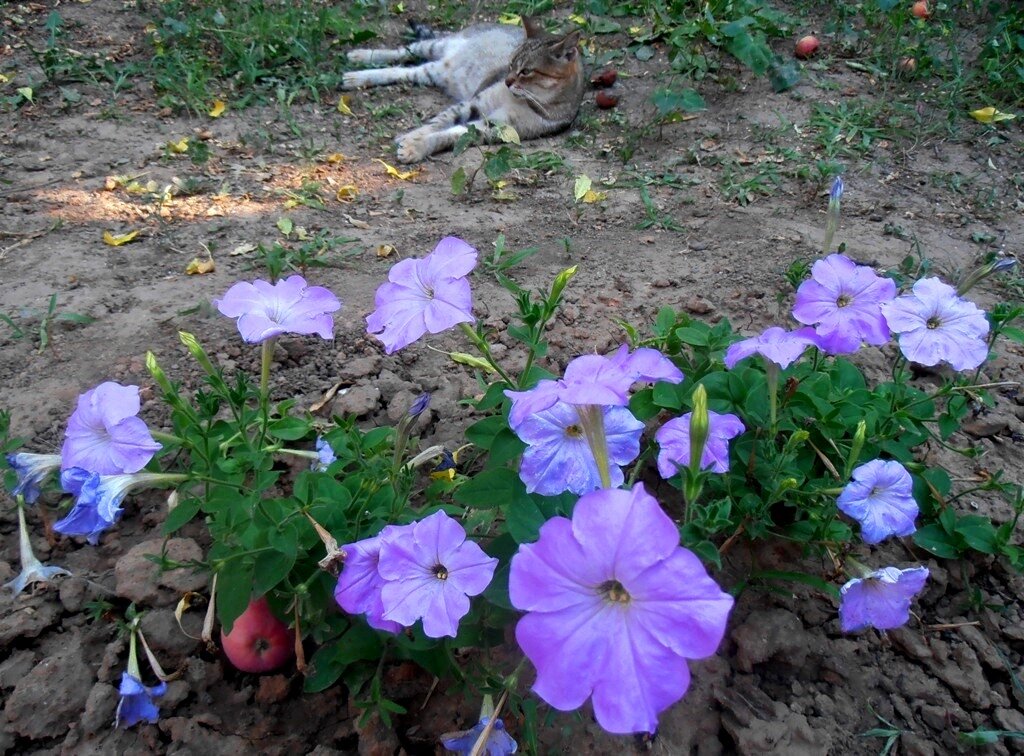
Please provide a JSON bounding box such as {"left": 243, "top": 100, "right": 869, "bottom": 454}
{"left": 1, "top": 292, "right": 96, "bottom": 353}
{"left": 143, "top": 0, "right": 377, "bottom": 112}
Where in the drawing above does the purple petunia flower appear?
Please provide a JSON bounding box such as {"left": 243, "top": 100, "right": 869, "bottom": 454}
{"left": 214, "top": 275, "right": 341, "bottom": 344}
{"left": 5, "top": 503, "right": 70, "bottom": 595}
{"left": 441, "top": 717, "right": 518, "bottom": 756}
{"left": 55, "top": 469, "right": 183, "bottom": 545}
{"left": 335, "top": 528, "right": 403, "bottom": 633}
{"left": 366, "top": 237, "right": 478, "bottom": 354}
{"left": 516, "top": 402, "right": 643, "bottom": 496}
{"left": 724, "top": 326, "right": 819, "bottom": 370}
{"left": 829, "top": 176, "right": 844, "bottom": 203}
{"left": 837, "top": 459, "right": 919, "bottom": 544}
{"left": 655, "top": 410, "right": 745, "bottom": 478}
{"left": 61, "top": 383, "right": 162, "bottom": 476}
{"left": 880, "top": 277, "right": 989, "bottom": 371}
{"left": 792, "top": 254, "right": 896, "bottom": 354}
{"left": 505, "top": 347, "right": 682, "bottom": 429}
{"left": 839, "top": 565, "right": 929, "bottom": 632}
{"left": 115, "top": 672, "right": 167, "bottom": 728}
{"left": 377, "top": 511, "right": 497, "bottom": 638}
{"left": 509, "top": 484, "right": 734, "bottom": 735}
{"left": 6, "top": 452, "right": 62, "bottom": 504}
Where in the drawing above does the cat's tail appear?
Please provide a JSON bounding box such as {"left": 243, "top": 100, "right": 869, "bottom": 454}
{"left": 407, "top": 20, "right": 437, "bottom": 41}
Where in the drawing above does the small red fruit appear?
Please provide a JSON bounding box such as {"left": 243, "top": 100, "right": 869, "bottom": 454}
{"left": 794, "top": 35, "right": 820, "bottom": 60}
{"left": 590, "top": 69, "right": 618, "bottom": 88}
{"left": 595, "top": 91, "right": 619, "bottom": 109}
{"left": 221, "top": 596, "right": 295, "bottom": 673}
{"left": 911, "top": 1, "right": 930, "bottom": 18}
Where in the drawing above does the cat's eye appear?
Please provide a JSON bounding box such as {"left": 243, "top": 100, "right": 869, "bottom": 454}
{"left": 519, "top": 67, "right": 533, "bottom": 76}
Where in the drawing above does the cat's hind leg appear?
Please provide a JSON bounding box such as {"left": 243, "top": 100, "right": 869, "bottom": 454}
{"left": 342, "top": 59, "right": 449, "bottom": 91}
{"left": 345, "top": 38, "right": 451, "bottom": 66}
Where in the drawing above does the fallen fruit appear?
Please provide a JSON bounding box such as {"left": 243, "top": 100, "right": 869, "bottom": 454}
{"left": 898, "top": 56, "right": 917, "bottom": 74}
{"left": 794, "top": 35, "right": 820, "bottom": 60}
{"left": 221, "top": 596, "right": 295, "bottom": 673}
{"left": 591, "top": 69, "right": 618, "bottom": 88}
{"left": 912, "top": 1, "right": 930, "bottom": 18}
{"left": 595, "top": 91, "right": 619, "bottom": 109}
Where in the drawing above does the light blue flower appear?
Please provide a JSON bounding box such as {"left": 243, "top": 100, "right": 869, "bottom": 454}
{"left": 6, "top": 452, "right": 62, "bottom": 504}
{"left": 115, "top": 672, "right": 167, "bottom": 728}
{"left": 837, "top": 459, "right": 918, "bottom": 544}
{"left": 313, "top": 437, "right": 337, "bottom": 472}
{"left": 516, "top": 402, "right": 643, "bottom": 496}
{"left": 56, "top": 470, "right": 186, "bottom": 545}
{"left": 4, "top": 504, "right": 70, "bottom": 596}
{"left": 442, "top": 717, "right": 518, "bottom": 755}
{"left": 839, "top": 565, "right": 928, "bottom": 632}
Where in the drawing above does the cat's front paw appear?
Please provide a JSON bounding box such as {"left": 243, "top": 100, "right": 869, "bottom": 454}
{"left": 341, "top": 71, "right": 370, "bottom": 90}
{"left": 395, "top": 133, "right": 428, "bottom": 164}
{"left": 345, "top": 50, "right": 376, "bottom": 64}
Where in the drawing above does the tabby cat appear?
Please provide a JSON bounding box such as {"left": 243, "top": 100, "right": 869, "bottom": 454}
{"left": 342, "top": 17, "right": 584, "bottom": 163}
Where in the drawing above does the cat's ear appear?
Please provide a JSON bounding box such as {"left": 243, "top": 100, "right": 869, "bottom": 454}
{"left": 552, "top": 29, "right": 582, "bottom": 61}
{"left": 522, "top": 15, "right": 545, "bottom": 38}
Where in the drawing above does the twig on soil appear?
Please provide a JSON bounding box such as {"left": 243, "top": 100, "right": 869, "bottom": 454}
{"left": 0, "top": 177, "right": 64, "bottom": 197}
{"left": 420, "top": 677, "right": 440, "bottom": 711}
{"left": 0, "top": 221, "right": 63, "bottom": 261}
{"left": 924, "top": 620, "right": 980, "bottom": 631}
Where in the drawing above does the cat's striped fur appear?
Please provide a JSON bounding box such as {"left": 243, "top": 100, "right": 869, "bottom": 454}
{"left": 342, "top": 18, "right": 584, "bottom": 163}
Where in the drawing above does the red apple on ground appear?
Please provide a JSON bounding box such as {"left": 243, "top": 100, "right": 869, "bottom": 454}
{"left": 912, "top": 1, "right": 930, "bottom": 18}
{"left": 595, "top": 91, "right": 619, "bottom": 109}
{"left": 221, "top": 596, "right": 295, "bottom": 673}
{"left": 795, "top": 35, "right": 820, "bottom": 59}
{"left": 591, "top": 69, "right": 618, "bottom": 88}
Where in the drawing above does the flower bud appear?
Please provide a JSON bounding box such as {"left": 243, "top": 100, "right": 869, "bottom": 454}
{"left": 178, "top": 331, "right": 217, "bottom": 376}
{"left": 688, "top": 385, "right": 710, "bottom": 475}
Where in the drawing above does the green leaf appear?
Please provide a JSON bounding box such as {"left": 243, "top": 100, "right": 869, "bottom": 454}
{"left": 252, "top": 549, "right": 296, "bottom": 595}
{"left": 913, "top": 524, "right": 961, "bottom": 559}
{"left": 267, "top": 416, "right": 311, "bottom": 441}
{"left": 454, "top": 467, "right": 527, "bottom": 510}
{"left": 956, "top": 515, "right": 998, "bottom": 554}
{"left": 163, "top": 495, "right": 202, "bottom": 534}
{"left": 217, "top": 557, "right": 256, "bottom": 634}
{"left": 304, "top": 623, "right": 383, "bottom": 693}
{"left": 505, "top": 496, "right": 545, "bottom": 543}
{"left": 465, "top": 416, "right": 507, "bottom": 450}
{"left": 652, "top": 87, "right": 706, "bottom": 117}
{"left": 450, "top": 166, "right": 468, "bottom": 195}
{"left": 768, "top": 60, "right": 802, "bottom": 93}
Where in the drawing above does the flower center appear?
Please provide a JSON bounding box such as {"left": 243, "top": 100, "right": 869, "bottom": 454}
{"left": 565, "top": 423, "right": 584, "bottom": 438}
{"left": 836, "top": 294, "right": 852, "bottom": 308}
{"left": 598, "top": 579, "right": 631, "bottom": 605}
{"left": 432, "top": 563, "right": 448, "bottom": 580}
{"left": 926, "top": 316, "right": 941, "bottom": 330}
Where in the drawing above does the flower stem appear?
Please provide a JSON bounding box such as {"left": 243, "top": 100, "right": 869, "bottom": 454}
{"left": 149, "top": 430, "right": 185, "bottom": 446}
{"left": 577, "top": 405, "right": 612, "bottom": 489}
{"left": 127, "top": 620, "right": 142, "bottom": 679}
{"left": 458, "top": 323, "right": 515, "bottom": 385}
{"left": 260, "top": 337, "right": 276, "bottom": 402}
{"left": 764, "top": 359, "right": 780, "bottom": 436}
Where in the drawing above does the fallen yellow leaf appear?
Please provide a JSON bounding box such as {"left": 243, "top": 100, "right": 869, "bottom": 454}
{"left": 103, "top": 229, "right": 140, "bottom": 246}
{"left": 325, "top": 152, "right": 346, "bottom": 163}
{"left": 376, "top": 244, "right": 397, "bottom": 258}
{"left": 185, "top": 257, "right": 215, "bottom": 275}
{"left": 337, "top": 95, "right": 353, "bottom": 116}
{"left": 0, "top": 72, "right": 12, "bottom": 85}
{"left": 167, "top": 137, "right": 189, "bottom": 153}
{"left": 969, "top": 106, "right": 1016, "bottom": 124}
{"left": 375, "top": 159, "right": 420, "bottom": 181}
{"left": 573, "top": 174, "right": 593, "bottom": 202}
{"left": 336, "top": 184, "right": 359, "bottom": 202}
{"left": 581, "top": 190, "right": 607, "bottom": 203}
{"left": 208, "top": 99, "right": 226, "bottom": 118}
{"left": 498, "top": 12, "right": 521, "bottom": 24}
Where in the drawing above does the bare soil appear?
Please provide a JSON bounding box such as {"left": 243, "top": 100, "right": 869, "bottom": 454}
{"left": 2, "top": 2, "right": 1024, "bottom": 754}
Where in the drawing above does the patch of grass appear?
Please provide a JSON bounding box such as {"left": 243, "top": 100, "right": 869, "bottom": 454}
{"left": 247, "top": 231, "right": 360, "bottom": 280}
{"left": 809, "top": 99, "right": 911, "bottom": 159}
{"left": 718, "top": 160, "right": 782, "bottom": 205}
{"left": 141, "top": 0, "right": 378, "bottom": 112}
{"left": 636, "top": 186, "right": 685, "bottom": 231}
{"left": 1, "top": 293, "right": 96, "bottom": 353}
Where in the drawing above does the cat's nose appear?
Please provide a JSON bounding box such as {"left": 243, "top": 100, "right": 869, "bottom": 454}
{"left": 504, "top": 74, "right": 515, "bottom": 88}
